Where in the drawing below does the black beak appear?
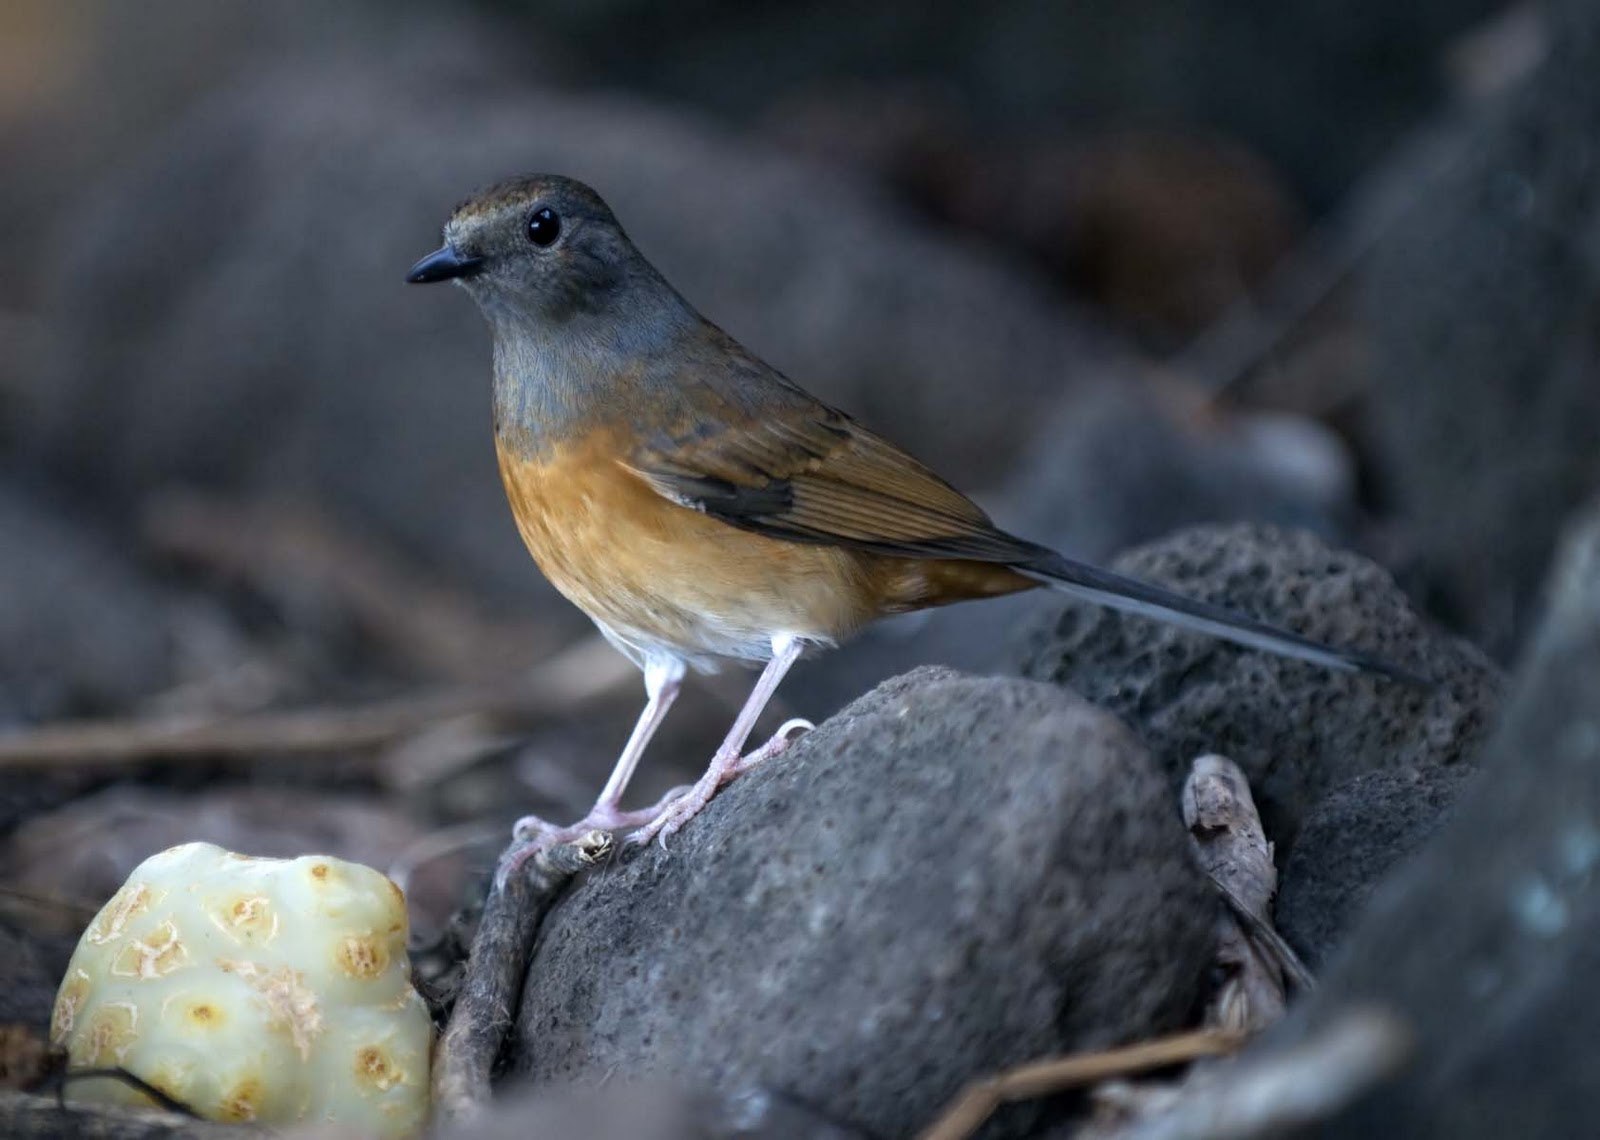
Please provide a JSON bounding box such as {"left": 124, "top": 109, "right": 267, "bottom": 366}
{"left": 406, "top": 244, "right": 485, "bottom": 284}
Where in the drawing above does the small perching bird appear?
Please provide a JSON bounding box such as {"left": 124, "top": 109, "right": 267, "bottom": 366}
{"left": 407, "top": 175, "right": 1419, "bottom": 859}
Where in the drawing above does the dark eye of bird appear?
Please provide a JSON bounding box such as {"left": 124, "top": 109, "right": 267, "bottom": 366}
{"left": 526, "top": 207, "right": 561, "bottom": 247}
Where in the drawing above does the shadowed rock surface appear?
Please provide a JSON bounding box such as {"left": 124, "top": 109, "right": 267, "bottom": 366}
{"left": 1364, "top": 0, "right": 1600, "bottom": 658}
{"left": 1269, "top": 493, "right": 1600, "bottom": 1138}
{"left": 513, "top": 667, "right": 1214, "bottom": 1139}
{"left": 1275, "top": 763, "right": 1479, "bottom": 968}
{"left": 1018, "top": 524, "right": 1501, "bottom": 846}
{"left": 445, "top": 1081, "right": 868, "bottom": 1140}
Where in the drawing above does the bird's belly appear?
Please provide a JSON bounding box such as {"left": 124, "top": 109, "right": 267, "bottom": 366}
{"left": 496, "top": 436, "right": 881, "bottom": 667}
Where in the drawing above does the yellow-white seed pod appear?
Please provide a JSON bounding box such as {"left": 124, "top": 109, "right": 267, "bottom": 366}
{"left": 52, "top": 842, "right": 432, "bottom": 1137}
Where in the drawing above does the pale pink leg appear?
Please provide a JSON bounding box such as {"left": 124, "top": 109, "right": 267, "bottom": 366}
{"left": 501, "top": 656, "right": 685, "bottom": 878}
{"left": 629, "top": 634, "right": 812, "bottom": 848}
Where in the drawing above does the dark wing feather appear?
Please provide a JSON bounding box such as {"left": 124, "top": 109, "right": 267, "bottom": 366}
{"left": 622, "top": 403, "right": 1029, "bottom": 562}
{"left": 620, "top": 371, "right": 1428, "bottom": 685}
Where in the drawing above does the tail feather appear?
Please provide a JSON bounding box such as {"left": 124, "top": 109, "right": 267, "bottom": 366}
{"left": 1017, "top": 549, "right": 1429, "bottom": 687}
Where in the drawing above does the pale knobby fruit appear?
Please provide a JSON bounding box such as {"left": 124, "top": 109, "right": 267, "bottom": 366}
{"left": 52, "top": 842, "right": 432, "bottom": 1136}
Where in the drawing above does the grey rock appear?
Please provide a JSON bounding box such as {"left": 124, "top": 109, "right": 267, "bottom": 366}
{"left": 1017, "top": 524, "right": 1501, "bottom": 846}
{"left": 0, "top": 484, "right": 175, "bottom": 723}
{"left": 1364, "top": 0, "right": 1600, "bottom": 658}
{"left": 1268, "top": 493, "right": 1600, "bottom": 1138}
{"left": 27, "top": 58, "right": 1110, "bottom": 607}
{"left": 1275, "top": 764, "right": 1478, "bottom": 968}
{"left": 513, "top": 667, "right": 1215, "bottom": 1139}
{"left": 445, "top": 1081, "right": 866, "bottom": 1140}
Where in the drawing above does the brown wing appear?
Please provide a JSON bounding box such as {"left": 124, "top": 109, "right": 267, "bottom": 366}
{"left": 621, "top": 403, "right": 1038, "bottom": 564}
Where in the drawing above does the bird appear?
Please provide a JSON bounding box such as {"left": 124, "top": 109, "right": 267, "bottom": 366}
{"left": 407, "top": 174, "right": 1418, "bottom": 858}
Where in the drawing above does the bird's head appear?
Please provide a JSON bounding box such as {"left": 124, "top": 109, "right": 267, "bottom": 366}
{"left": 407, "top": 174, "right": 651, "bottom": 323}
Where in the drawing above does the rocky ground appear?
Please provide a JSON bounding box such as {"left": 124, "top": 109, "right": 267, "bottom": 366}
{"left": 1, "top": 1, "right": 1598, "bottom": 1137}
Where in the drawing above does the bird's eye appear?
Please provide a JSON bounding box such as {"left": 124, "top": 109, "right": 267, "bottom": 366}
{"left": 526, "top": 207, "right": 561, "bottom": 247}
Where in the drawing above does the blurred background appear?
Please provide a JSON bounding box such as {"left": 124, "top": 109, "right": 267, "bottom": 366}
{"left": 1, "top": 0, "right": 1596, "bottom": 962}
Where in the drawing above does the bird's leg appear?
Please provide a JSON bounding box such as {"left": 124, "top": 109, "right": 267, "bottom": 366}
{"left": 511, "top": 655, "right": 686, "bottom": 850}
{"left": 629, "top": 634, "right": 811, "bottom": 848}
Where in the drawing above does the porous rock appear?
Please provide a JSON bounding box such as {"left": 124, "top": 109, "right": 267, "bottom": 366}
{"left": 1268, "top": 493, "right": 1600, "bottom": 1138}
{"left": 1274, "top": 763, "right": 1478, "bottom": 968}
{"left": 1018, "top": 524, "right": 1501, "bottom": 846}
{"left": 513, "top": 667, "right": 1215, "bottom": 1139}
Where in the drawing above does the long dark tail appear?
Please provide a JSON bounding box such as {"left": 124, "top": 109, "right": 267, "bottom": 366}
{"left": 1016, "top": 548, "right": 1428, "bottom": 686}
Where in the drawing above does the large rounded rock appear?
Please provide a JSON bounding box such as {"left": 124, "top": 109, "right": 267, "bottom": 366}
{"left": 513, "top": 667, "right": 1214, "bottom": 1139}
{"left": 1363, "top": 0, "right": 1600, "bottom": 658}
{"left": 1017, "top": 524, "right": 1501, "bottom": 845}
{"left": 1267, "top": 491, "right": 1600, "bottom": 1138}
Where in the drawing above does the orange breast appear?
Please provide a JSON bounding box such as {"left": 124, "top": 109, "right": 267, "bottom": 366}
{"left": 496, "top": 430, "right": 886, "bottom": 664}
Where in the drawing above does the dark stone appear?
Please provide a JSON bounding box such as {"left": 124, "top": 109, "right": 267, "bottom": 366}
{"left": 513, "top": 668, "right": 1215, "bottom": 1139}
{"left": 1275, "top": 764, "right": 1479, "bottom": 968}
{"left": 1364, "top": 0, "right": 1600, "bottom": 658}
{"left": 448, "top": 1081, "right": 868, "bottom": 1140}
{"left": 1268, "top": 493, "right": 1600, "bottom": 1138}
{"left": 1017, "top": 524, "right": 1501, "bottom": 846}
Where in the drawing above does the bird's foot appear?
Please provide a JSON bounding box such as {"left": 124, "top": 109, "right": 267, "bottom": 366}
{"left": 512, "top": 799, "right": 682, "bottom": 845}
{"left": 628, "top": 718, "right": 814, "bottom": 849}
{"left": 731, "top": 717, "right": 813, "bottom": 777}
{"left": 499, "top": 796, "right": 687, "bottom": 885}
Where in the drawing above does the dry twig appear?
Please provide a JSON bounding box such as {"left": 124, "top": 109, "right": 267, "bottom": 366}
{"left": 917, "top": 1029, "right": 1246, "bottom": 1140}
{"left": 1183, "top": 753, "right": 1308, "bottom": 1031}
{"left": 0, "top": 884, "right": 101, "bottom": 931}
{"left": 142, "top": 489, "right": 558, "bottom": 683}
{"left": 1099, "top": 1008, "right": 1410, "bottom": 1140}
{"left": 431, "top": 831, "right": 613, "bottom": 1127}
{"left": 0, "top": 1091, "right": 252, "bottom": 1139}
{"left": 0, "top": 635, "right": 632, "bottom": 770}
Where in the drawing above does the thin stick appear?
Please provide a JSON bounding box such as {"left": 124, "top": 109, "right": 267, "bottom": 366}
{"left": 431, "top": 831, "right": 613, "bottom": 1127}
{"left": 917, "top": 1029, "right": 1245, "bottom": 1140}
{"left": 142, "top": 490, "right": 556, "bottom": 683}
{"left": 1112, "top": 1008, "right": 1409, "bottom": 1140}
{"left": 0, "top": 884, "right": 102, "bottom": 927}
{"left": 0, "top": 635, "right": 631, "bottom": 769}
{"left": 1183, "top": 753, "right": 1309, "bottom": 1033}
{"left": 55, "top": 1069, "right": 199, "bottom": 1117}
{"left": 0, "top": 1091, "right": 249, "bottom": 1139}
{"left": 1214, "top": 879, "right": 1316, "bottom": 995}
